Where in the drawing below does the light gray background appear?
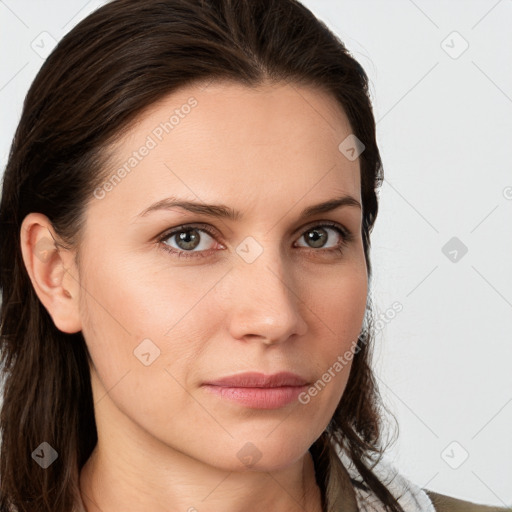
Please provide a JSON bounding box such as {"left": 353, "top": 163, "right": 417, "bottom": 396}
{"left": 1, "top": 0, "right": 511, "bottom": 507}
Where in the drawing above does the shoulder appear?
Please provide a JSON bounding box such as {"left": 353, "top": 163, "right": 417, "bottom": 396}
{"left": 424, "top": 489, "right": 512, "bottom": 512}
{"left": 333, "top": 444, "right": 510, "bottom": 512}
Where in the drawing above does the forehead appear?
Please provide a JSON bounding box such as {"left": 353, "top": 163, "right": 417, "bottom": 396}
{"left": 92, "top": 80, "right": 361, "bottom": 220}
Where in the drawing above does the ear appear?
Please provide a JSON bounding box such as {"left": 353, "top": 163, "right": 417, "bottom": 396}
{"left": 19, "top": 213, "right": 82, "bottom": 334}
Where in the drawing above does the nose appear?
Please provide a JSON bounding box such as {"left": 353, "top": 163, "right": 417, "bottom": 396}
{"left": 220, "top": 244, "right": 308, "bottom": 346}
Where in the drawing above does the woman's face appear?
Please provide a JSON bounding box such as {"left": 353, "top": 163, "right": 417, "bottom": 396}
{"left": 75, "top": 80, "right": 368, "bottom": 471}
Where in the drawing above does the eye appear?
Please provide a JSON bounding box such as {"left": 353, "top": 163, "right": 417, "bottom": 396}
{"left": 157, "top": 223, "right": 220, "bottom": 259}
{"left": 156, "top": 221, "right": 353, "bottom": 259}
{"left": 294, "top": 222, "right": 353, "bottom": 255}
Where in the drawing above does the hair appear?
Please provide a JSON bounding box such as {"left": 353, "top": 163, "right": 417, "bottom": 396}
{"left": 0, "top": 0, "right": 402, "bottom": 510}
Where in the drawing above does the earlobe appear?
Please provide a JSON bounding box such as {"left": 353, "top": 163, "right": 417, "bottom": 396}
{"left": 19, "top": 213, "right": 82, "bottom": 334}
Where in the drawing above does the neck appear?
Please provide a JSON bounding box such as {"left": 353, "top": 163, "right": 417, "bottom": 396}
{"left": 79, "top": 444, "right": 323, "bottom": 512}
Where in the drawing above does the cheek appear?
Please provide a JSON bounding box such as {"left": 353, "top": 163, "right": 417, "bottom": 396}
{"left": 309, "top": 264, "right": 368, "bottom": 340}
{"left": 305, "top": 267, "right": 367, "bottom": 401}
{"left": 77, "top": 253, "right": 221, "bottom": 383}
{"left": 78, "top": 258, "right": 214, "bottom": 436}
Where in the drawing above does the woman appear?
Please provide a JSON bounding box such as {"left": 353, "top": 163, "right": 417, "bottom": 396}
{"left": 0, "top": 1, "right": 508, "bottom": 511}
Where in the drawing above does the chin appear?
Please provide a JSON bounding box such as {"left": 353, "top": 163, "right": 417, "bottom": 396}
{"left": 215, "top": 438, "right": 310, "bottom": 473}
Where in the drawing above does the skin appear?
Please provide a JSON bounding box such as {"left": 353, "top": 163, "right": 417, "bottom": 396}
{"left": 20, "top": 79, "right": 367, "bottom": 512}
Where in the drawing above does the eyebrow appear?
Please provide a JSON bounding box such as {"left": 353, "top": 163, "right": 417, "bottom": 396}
{"left": 137, "top": 194, "right": 361, "bottom": 221}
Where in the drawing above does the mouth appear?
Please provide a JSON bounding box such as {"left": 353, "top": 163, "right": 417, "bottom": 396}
{"left": 201, "top": 371, "right": 310, "bottom": 409}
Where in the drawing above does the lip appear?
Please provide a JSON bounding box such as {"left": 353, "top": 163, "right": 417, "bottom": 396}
{"left": 202, "top": 372, "right": 310, "bottom": 409}
{"left": 203, "top": 371, "right": 309, "bottom": 388}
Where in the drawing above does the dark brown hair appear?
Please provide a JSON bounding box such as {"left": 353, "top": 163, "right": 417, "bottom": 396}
{"left": 0, "top": 0, "right": 401, "bottom": 510}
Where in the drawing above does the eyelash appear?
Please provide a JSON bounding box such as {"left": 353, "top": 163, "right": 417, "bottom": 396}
{"left": 156, "top": 221, "right": 354, "bottom": 260}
